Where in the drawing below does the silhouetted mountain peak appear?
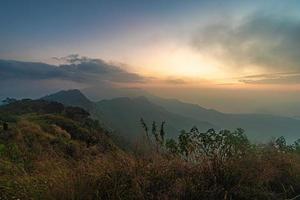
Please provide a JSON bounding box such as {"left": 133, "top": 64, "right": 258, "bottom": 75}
{"left": 41, "top": 89, "right": 94, "bottom": 110}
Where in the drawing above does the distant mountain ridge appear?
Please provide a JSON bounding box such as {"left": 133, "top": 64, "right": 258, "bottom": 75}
{"left": 41, "top": 90, "right": 216, "bottom": 139}
{"left": 147, "top": 95, "right": 300, "bottom": 142}
{"left": 42, "top": 89, "right": 94, "bottom": 110}
{"left": 41, "top": 89, "right": 300, "bottom": 142}
{"left": 96, "top": 96, "right": 216, "bottom": 138}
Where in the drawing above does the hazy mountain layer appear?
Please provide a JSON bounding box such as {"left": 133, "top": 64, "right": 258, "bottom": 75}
{"left": 42, "top": 89, "right": 300, "bottom": 142}
{"left": 41, "top": 90, "right": 216, "bottom": 139}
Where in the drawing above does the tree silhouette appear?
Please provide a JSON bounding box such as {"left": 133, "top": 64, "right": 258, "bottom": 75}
{"left": 140, "top": 118, "right": 149, "bottom": 141}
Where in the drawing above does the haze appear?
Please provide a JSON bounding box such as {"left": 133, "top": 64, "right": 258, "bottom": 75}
{"left": 1, "top": 0, "right": 300, "bottom": 117}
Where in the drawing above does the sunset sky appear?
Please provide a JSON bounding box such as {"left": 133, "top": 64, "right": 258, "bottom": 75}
{"left": 1, "top": 0, "right": 300, "bottom": 116}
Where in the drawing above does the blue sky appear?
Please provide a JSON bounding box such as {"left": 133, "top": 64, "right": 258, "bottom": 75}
{"left": 2, "top": 0, "right": 297, "bottom": 64}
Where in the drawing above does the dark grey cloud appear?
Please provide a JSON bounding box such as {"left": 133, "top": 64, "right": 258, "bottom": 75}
{"left": 0, "top": 60, "right": 65, "bottom": 80}
{"left": 0, "top": 55, "right": 146, "bottom": 84}
{"left": 0, "top": 55, "right": 148, "bottom": 98}
{"left": 57, "top": 55, "right": 147, "bottom": 83}
{"left": 192, "top": 13, "right": 300, "bottom": 72}
{"left": 52, "top": 54, "right": 96, "bottom": 65}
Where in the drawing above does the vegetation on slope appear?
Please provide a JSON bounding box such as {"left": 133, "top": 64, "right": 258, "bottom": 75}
{"left": 0, "top": 99, "right": 299, "bottom": 199}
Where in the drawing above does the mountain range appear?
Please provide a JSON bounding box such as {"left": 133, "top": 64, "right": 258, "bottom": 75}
{"left": 41, "top": 89, "right": 300, "bottom": 143}
{"left": 42, "top": 90, "right": 216, "bottom": 139}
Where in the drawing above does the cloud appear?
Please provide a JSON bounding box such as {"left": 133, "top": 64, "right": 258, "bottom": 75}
{"left": 239, "top": 72, "right": 300, "bottom": 84}
{"left": 57, "top": 55, "right": 147, "bottom": 83}
{"left": 0, "top": 60, "right": 65, "bottom": 80}
{"left": 0, "top": 55, "right": 146, "bottom": 84}
{"left": 0, "top": 55, "right": 149, "bottom": 98}
{"left": 52, "top": 54, "right": 96, "bottom": 65}
{"left": 164, "top": 78, "right": 186, "bottom": 84}
{"left": 191, "top": 13, "right": 300, "bottom": 72}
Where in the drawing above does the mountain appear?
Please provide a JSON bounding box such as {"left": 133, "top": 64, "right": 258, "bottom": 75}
{"left": 41, "top": 90, "right": 216, "bottom": 138}
{"left": 147, "top": 95, "right": 225, "bottom": 122}
{"left": 82, "top": 85, "right": 150, "bottom": 101}
{"left": 41, "top": 89, "right": 300, "bottom": 142}
{"left": 42, "top": 89, "right": 94, "bottom": 111}
{"left": 96, "top": 96, "right": 216, "bottom": 138}
{"left": 41, "top": 89, "right": 107, "bottom": 128}
{"left": 148, "top": 96, "right": 300, "bottom": 142}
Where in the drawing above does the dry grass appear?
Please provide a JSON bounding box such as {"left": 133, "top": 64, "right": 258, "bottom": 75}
{"left": 0, "top": 115, "right": 300, "bottom": 199}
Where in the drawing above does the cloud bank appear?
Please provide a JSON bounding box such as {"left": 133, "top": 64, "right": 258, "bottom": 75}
{"left": 0, "top": 54, "right": 146, "bottom": 84}
{"left": 239, "top": 72, "right": 300, "bottom": 84}
{"left": 192, "top": 13, "right": 300, "bottom": 84}
{"left": 0, "top": 55, "right": 148, "bottom": 98}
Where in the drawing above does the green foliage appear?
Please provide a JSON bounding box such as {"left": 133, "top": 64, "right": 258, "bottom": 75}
{"left": 275, "top": 136, "right": 287, "bottom": 150}
{"left": 159, "top": 121, "right": 165, "bottom": 145}
{"left": 140, "top": 118, "right": 149, "bottom": 140}
{"left": 167, "top": 127, "right": 250, "bottom": 162}
{"left": 2, "top": 122, "right": 8, "bottom": 130}
{"left": 0, "top": 143, "right": 5, "bottom": 156}
{"left": 5, "top": 143, "right": 23, "bottom": 163}
{"left": 151, "top": 121, "right": 158, "bottom": 142}
{"left": 0, "top": 114, "right": 18, "bottom": 123}
{"left": 165, "top": 139, "right": 178, "bottom": 154}
{"left": 64, "top": 106, "right": 90, "bottom": 121}
{"left": 294, "top": 139, "right": 300, "bottom": 153}
{"left": 178, "top": 130, "right": 192, "bottom": 157}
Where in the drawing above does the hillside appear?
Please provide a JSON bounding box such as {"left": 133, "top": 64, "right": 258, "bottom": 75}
{"left": 1, "top": 99, "right": 300, "bottom": 199}
{"left": 96, "top": 96, "right": 216, "bottom": 138}
{"left": 0, "top": 99, "right": 120, "bottom": 198}
{"left": 42, "top": 89, "right": 300, "bottom": 142}
{"left": 0, "top": 99, "right": 114, "bottom": 150}
{"left": 147, "top": 95, "right": 300, "bottom": 142}
{"left": 41, "top": 90, "right": 216, "bottom": 139}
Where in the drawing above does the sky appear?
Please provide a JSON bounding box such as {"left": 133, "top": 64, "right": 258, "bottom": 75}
{"left": 1, "top": 0, "right": 300, "bottom": 116}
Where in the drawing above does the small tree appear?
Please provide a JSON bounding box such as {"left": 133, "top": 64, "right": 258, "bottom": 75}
{"left": 178, "top": 130, "right": 192, "bottom": 158}
{"left": 1, "top": 97, "right": 17, "bottom": 105}
{"left": 294, "top": 139, "right": 300, "bottom": 153}
{"left": 152, "top": 121, "right": 159, "bottom": 142}
{"left": 140, "top": 118, "right": 149, "bottom": 141}
{"left": 140, "top": 119, "right": 166, "bottom": 151}
{"left": 165, "top": 138, "right": 178, "bottom": 154}
{"left": 3, "top": 122, "right": 8, "bottom": 131}
{"left": 159, "top": 121, "right": 165, "bottom": 145}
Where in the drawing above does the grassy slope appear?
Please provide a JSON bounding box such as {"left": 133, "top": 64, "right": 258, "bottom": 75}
{"left": 0, "top": 100, "right": 300, "bottom": 199}
{"left": 0, "top": 100, "right": 119, "bottom": 199}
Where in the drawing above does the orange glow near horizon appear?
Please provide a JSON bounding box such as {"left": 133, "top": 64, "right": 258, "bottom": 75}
{"left": 117, "top": 44, "right": 270, "bottom": 88}
{"left": 102, "top": 33, "right": 287, "bottom": 89}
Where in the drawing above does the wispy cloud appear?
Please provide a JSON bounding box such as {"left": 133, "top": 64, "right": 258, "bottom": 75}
{"left": 239, "top": 72, "right": 300, "bottom": 84}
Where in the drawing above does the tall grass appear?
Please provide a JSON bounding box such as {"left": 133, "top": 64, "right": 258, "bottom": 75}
{"left": 0, "top": 116, "right": 300, "bottom": 199}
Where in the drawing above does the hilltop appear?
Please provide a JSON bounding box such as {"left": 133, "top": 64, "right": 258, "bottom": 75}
{"left": 42, "top": 89, "right": 95, "bottom": 111}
